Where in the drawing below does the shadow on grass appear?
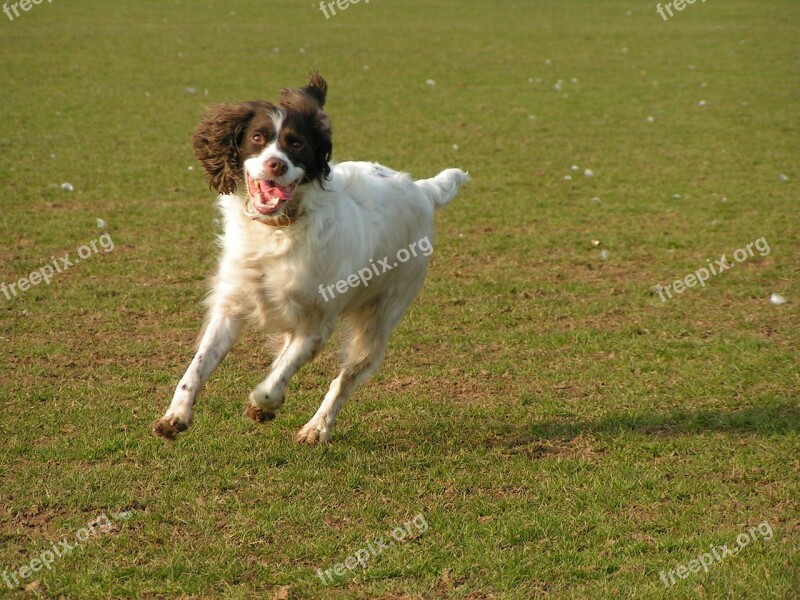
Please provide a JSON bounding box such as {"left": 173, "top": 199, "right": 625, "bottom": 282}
{"left": 486, "top": 401, "right": 800, "bottom": 450}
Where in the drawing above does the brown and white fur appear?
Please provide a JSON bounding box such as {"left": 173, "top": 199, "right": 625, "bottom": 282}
{"left": 152, "top": 72, "right": 469, "bottom": 444}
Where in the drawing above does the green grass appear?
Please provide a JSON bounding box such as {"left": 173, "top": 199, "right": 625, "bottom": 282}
{"left": 1, "top": 0, "right": 798, "bottom": 598}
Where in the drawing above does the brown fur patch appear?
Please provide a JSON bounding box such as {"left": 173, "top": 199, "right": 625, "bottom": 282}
{"left": 244, "top": 400, "right": 275, "bottom": 423}
{"left": 151, "top": 417, "right": 187, "bottom": 440}
{"left": 193, "top": 101, "right": 275, "bottom": 194}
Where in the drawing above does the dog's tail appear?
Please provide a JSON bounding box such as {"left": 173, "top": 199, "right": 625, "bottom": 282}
{"left": 416, "top": 168, "right": 470, "bottom": 210}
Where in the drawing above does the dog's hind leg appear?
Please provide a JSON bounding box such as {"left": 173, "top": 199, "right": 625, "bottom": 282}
{"left": 295, "top": 295, "right": 408, "bottom": 445}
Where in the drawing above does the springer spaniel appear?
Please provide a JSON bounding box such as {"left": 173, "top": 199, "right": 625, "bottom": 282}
{"left": 152, "top": 72, "right": 469, "bottom": 444}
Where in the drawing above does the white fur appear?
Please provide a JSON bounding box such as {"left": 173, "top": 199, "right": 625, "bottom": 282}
{"left": 154, "top": 161, "right": 469, "bottom": 444}
{"left": 244, "top": 140, "right": 306, "bottom": 189}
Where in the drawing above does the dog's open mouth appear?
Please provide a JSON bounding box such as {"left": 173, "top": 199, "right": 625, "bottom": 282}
{"left": 247, "top": 175, "right": 298, "bottom": 215}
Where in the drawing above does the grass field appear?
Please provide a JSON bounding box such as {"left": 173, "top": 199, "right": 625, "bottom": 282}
{"left": 1, "top": 0, "right": 798, "bottom": 598}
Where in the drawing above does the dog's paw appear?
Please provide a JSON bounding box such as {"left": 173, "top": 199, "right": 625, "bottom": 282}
{"left": 152, "top": 416, "right": 188, "bottom": 441}
{"left": 244, "top": 398, "right": 276, "bottom": 424}
{"left": 248, "top": 386, "right": 285, "bottom": 411}
{"left": 295, "top": 421, "right": 331, "bottom": 445}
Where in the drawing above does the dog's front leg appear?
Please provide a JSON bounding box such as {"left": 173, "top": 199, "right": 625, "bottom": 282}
{"left": 244, "top": 324, "right": 334, "bottom": 424}
{"left": 152, "top": 312, "right": 243, "bottom": 440}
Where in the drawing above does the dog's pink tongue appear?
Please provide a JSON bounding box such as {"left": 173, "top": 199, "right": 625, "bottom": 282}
{"left": 258, "top": 180, "right": 293, "bottom": 200}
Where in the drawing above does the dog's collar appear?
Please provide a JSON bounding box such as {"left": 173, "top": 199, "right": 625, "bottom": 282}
{"left": 244, "top": 192, "right": 303, "bottom": 228}
{"left": 255, "top": 213, "right": 298, "bottom": 227}
{"left": 243, "top": 180, "right": 311, "bottom": 228}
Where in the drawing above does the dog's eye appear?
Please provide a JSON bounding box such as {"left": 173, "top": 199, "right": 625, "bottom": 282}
{"left": 290, "top": 140, "right": 304, "bottom": 150}
{"left": 251, "top": 133, "right": 264, "bottom": 144}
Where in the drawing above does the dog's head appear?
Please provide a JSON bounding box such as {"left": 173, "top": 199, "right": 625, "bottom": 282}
{"left": 193, "top": 71, "right": 332, "bottom": 222}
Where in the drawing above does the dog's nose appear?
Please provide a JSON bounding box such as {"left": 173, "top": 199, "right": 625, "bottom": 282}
{"left": 265, "top": 157, "right": 288, "bottom": 178}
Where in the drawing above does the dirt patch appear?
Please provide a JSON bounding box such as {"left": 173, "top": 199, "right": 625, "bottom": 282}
{"left": 483, "top": 432, "right": 606, "bottom": 459}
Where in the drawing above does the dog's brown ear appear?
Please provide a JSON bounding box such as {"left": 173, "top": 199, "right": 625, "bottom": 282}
{"left": 313, "top": 111, "right": 333, "bottom": 181}
{"left": 281, "top": 70, "right": 327, "bottom": 109}
{"left": 304, "top": 70, "right": 327, "bottom": 108}
{"left": 193, "top": 102, "right": 260, "bottom": 194}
